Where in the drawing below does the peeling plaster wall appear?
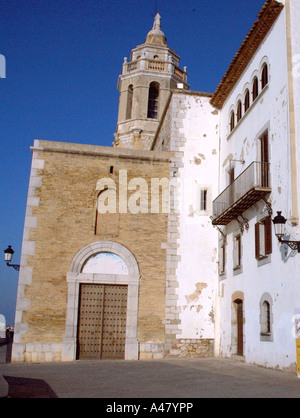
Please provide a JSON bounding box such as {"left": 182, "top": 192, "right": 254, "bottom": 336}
{"left": 155, "top": 91, "right": 219, "bottom": 351}
{"left": 217, "top": 8, "right": 300, "bottom": 371}
{"left": 176, "top": 93, "right": 219, "bottom": 340}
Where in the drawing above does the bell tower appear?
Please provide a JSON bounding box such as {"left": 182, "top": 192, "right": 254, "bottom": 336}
{"left": 113, "top": 13, "right": 189, "bottom": 150}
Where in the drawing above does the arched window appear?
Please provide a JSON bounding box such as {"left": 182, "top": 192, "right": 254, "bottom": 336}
{"left": 244, "top": 89, "right": 250, "bottom": 112}
{"left": 252, "top": 76, "right": 259, "bottom": 101}
{"left": 237, "top": 100, "right": 242, "bottom": 123}
{"left": 230, "top": 110, "right": 235, "bottom": 132}
{"left": 147, "top": 82, "right": 159, "bottom": 119}
{"left": 261, "top": 63, "right": 268, "bottom": 89}
{"left": 260, "top": 294, "right": 273, "bottom": 341}
{"left": 126, "top": 85, "right": 133, "bottom": 120}
{"left": 95, "top": 187, "right": 119, "bottom": 236}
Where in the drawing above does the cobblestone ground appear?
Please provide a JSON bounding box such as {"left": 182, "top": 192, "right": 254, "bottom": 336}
{"left": 0, "top": 345, "right": 300, "bottom": 399}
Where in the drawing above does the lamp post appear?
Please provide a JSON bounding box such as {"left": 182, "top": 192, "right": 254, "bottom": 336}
{"left": 272, "top": 212, "right": 300, "bottom": 253}
{"left": 4, "top": 246, "right": 20, "bottom": 271}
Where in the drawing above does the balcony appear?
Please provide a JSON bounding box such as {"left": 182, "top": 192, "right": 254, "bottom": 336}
{"left": 212, "top": 161, "right": 271, "bottom": 225}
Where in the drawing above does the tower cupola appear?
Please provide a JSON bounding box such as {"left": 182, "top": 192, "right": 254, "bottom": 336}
{"left": 145, "top": 13, "right": 167, "bottom": 46}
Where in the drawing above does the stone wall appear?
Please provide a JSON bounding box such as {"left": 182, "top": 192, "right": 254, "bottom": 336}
{"left": 13, "top": 140, "right": 172, "bottom": 362}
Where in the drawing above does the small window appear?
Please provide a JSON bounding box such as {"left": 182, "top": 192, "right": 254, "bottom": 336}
{"left": 255, "top": 216, "right": 272, "bottom": 259}
{"left": 260, "top": 294, "right": 273, "bottom": 341}
{"left": 219, "top": 242, "right": 226, "bottom": 275}
{"left": 236, "top": 100, "right": 242, "bottom": 123}
{"left": 252, "top": 76, "right": 259, "bottom": 101}
{"left": 197, "top": 186, "right": 212, "bottom": 215}
{"left": 261, "top": 301, "right": 271, "bottom": 334}
{"left": 230, "top": 111, "right": 235, "bottom": 132}
{"left": 126, "top": 85, "right": 133, "bottom": 120}
{"left": 261, "top": 63, "right": 268, "bottom": 89}
{"left": 244, "top": 89, "right": 250, "bottom": 112}
{"left": 200, "top": 189, "right": 208, "bottom": 211}
{"left": 233, "top": 234, "right": 242, "bottom": 270}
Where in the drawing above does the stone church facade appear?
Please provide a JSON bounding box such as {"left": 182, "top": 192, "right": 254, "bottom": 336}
{"left": 12, "top": 0, "right": 300, "bottom": 372}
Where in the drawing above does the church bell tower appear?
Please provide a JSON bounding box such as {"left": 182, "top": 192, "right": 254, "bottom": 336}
{"left": 113, "top": 13, "right": 189, "bottom": 150}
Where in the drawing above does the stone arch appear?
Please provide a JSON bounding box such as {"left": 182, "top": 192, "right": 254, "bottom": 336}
{"left": 70, "top": 241, "right": 139, "bottom": 278}
{"left": 62, "top": 241, "right": 140, "bottom": 361}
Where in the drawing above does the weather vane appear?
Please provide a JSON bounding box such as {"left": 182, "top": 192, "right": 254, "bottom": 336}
{"left": 155, "top": 0, "right": 158, "bottom": 15}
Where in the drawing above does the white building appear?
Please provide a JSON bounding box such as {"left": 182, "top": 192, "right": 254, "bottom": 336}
{"left": 210, "top": 0, "right": 300, "bottom": 371}
{"left": 153, "top": 90, "right": 219, "bottom": 356}
{"left": 12, "top": 0, "right": 300, "bottom": 371}
{"left": 150, "top": 0, "right": 300, "bottom": 370}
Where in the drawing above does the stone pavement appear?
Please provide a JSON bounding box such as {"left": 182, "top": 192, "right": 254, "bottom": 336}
{"left": 0, "top": 344, "right": 300, "bottom": 399}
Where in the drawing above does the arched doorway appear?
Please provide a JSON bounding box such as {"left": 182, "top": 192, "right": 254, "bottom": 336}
{"left": 62, "top": 242, "right": 140, "bottom": 361}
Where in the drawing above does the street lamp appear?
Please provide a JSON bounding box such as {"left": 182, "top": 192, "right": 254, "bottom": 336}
{"left": 272, "top": 211, "right": 300, "bottom": 253}
{"left": 4, "top": 245, "right": 20, "bottom": 271}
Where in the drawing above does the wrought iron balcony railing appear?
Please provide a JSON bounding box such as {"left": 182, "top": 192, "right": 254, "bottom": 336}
{"left": 212, "top": 161, "right": 271, "bottom": 225}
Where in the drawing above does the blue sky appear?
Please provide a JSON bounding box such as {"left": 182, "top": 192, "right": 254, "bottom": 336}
{"left": 0, "top": 0, "right": 265, "bottom": 324}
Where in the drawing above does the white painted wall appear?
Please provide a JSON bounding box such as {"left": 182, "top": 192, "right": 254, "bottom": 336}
{"left": 217, "top": 7, "right": 300, "bottom": 370}
{"left": 168, "top": 92, "right": 219, "bottom": 340}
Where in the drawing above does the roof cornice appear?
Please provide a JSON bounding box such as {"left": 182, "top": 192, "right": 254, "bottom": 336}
{"left": 210, "top": 0, "right": 284, "bottom": 109}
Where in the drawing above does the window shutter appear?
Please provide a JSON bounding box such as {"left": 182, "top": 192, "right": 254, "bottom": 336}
{"left": 219, "top": 244, "right": 224, "bottom": 274}
{"left": 233, "top": 237, "right": 238, "bottom": 268}
{"left": 233, "top": 235, "right": 241, "bottom": 269}
{"left": 265, "top": 216, "right": 272, "bottom": 255}
{"left": 255, "top": 222, "right": 260, "bottom": 259}
{"left": 237, "top": 236, "right": 241, "bottom": 267}
{"left": 222, "top": 244, "right": 226, "bottom": 273}
{"left": 219, "top": 244, "right": 226, "bottom": 274}
{"left": 200, "top": 189, "right": 208, "bottom": 211}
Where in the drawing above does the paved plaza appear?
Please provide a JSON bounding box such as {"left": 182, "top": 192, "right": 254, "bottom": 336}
{"left": 0, "top": 344, "right": 300, "bottom": 398}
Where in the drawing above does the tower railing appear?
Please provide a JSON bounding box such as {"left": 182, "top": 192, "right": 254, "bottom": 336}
{"left": 122, "top": 58, "right": 187, "bottom": 82}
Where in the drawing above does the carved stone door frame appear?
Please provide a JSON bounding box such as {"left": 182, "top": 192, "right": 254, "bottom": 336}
{"left": 62, "top": 241, "right": 140, "bottom": 361}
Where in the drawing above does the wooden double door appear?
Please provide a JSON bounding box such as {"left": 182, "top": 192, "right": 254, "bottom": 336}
{"left": 77, "top": 284, "right": 128, "bottom": 360}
